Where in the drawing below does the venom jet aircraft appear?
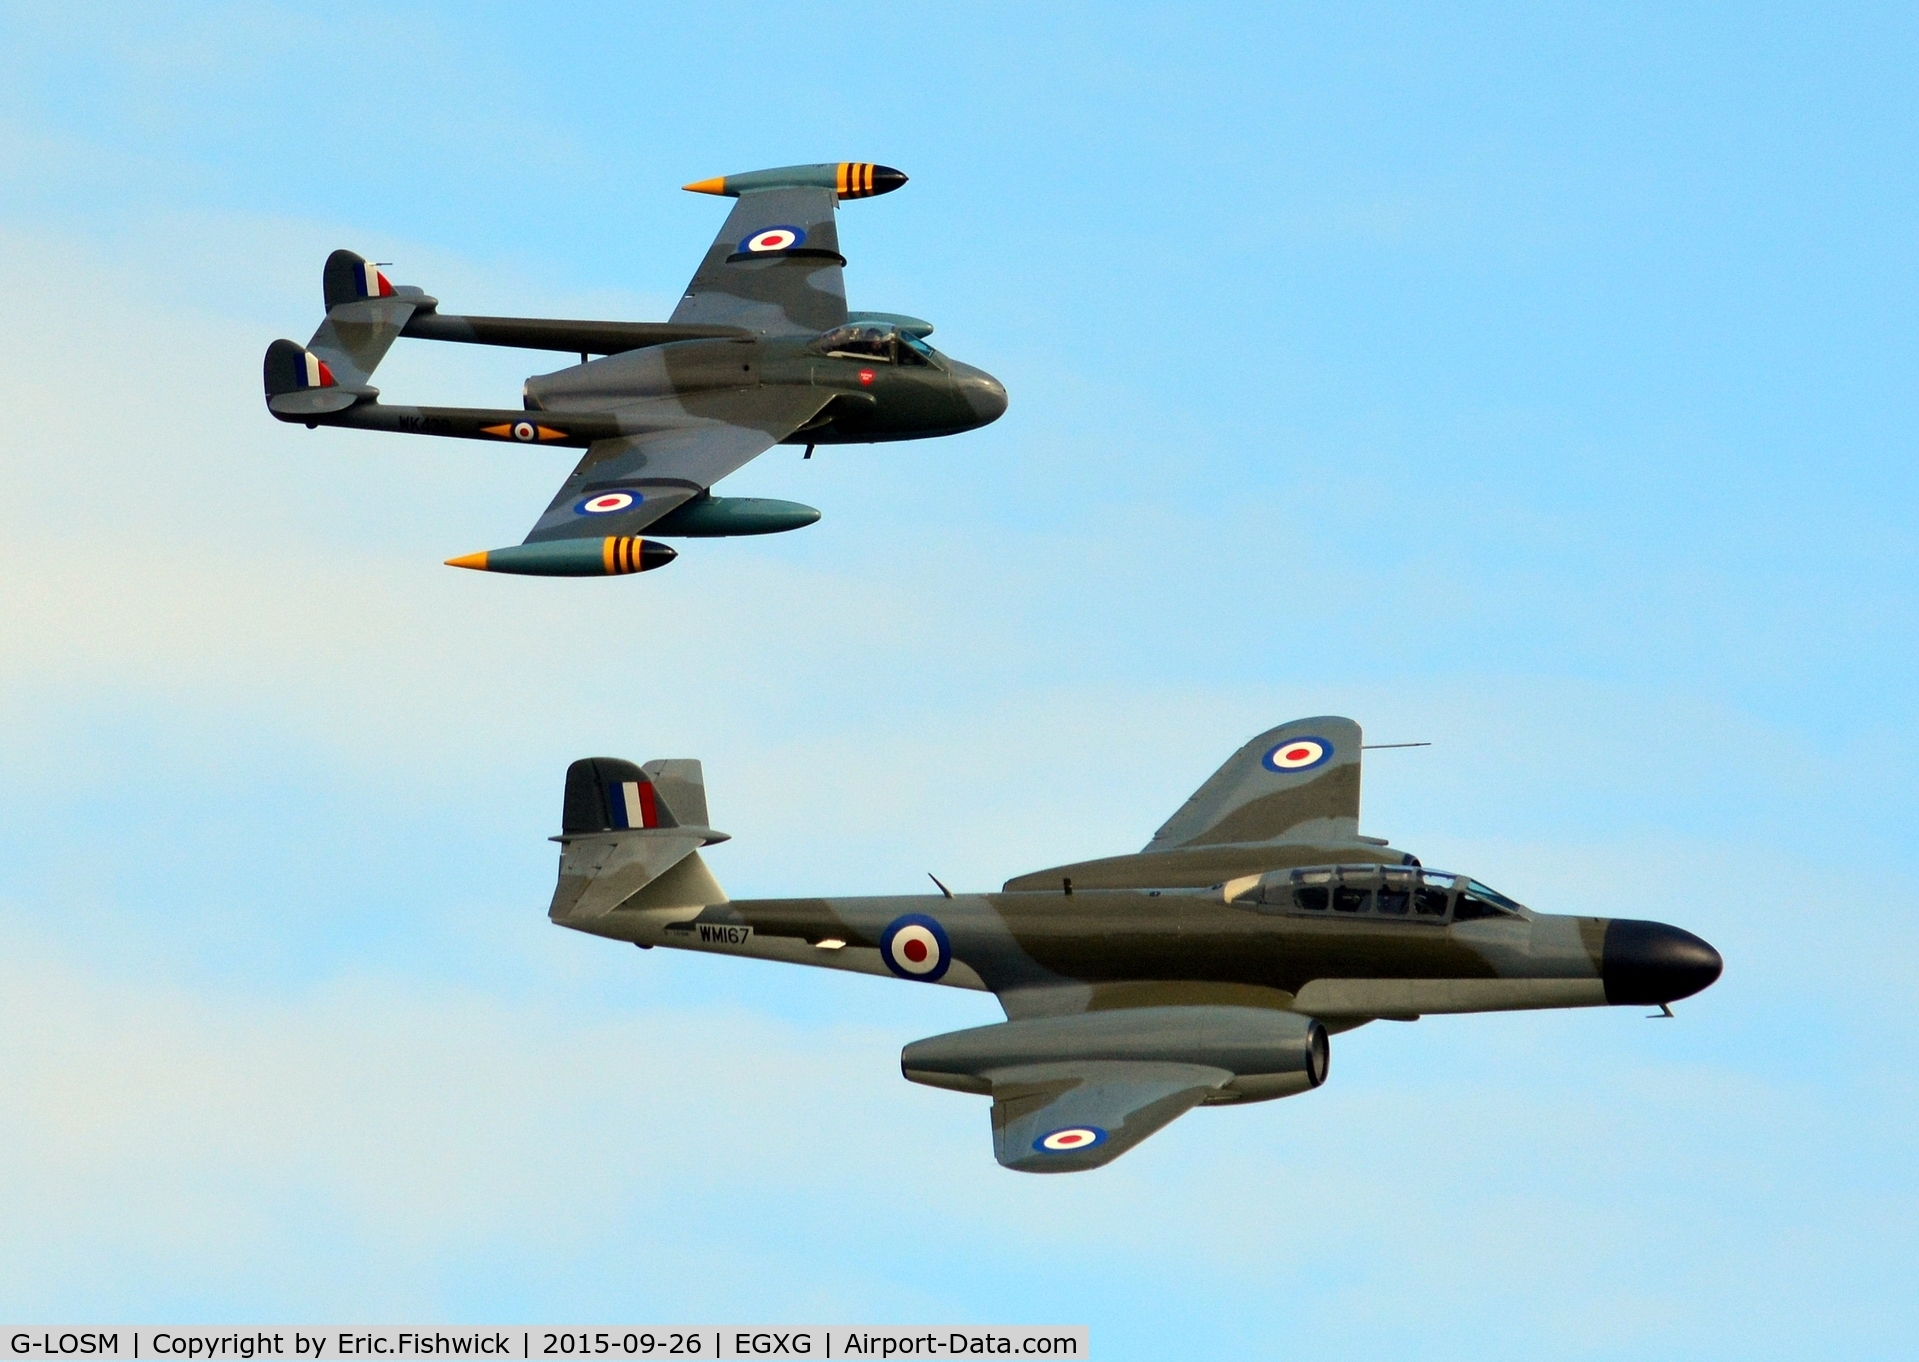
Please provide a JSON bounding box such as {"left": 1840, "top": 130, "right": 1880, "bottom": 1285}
{"left": 547, "top": 717, "right": 1723, "bottom": 1172}
{"left": 261, "top": 163, "right": 1007, "bottom": 576}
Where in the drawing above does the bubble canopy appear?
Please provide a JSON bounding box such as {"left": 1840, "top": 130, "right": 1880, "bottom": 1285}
{"left": 813, "top": 323, "right": 937, "bottom": 365}
{"left": 1225, "top": 865, "right": 1528, "bottom": 922}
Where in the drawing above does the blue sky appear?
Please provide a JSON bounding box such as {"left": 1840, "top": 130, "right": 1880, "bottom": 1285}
{"left": 1, "top": 3, "right": 1914, "bottom": 1356}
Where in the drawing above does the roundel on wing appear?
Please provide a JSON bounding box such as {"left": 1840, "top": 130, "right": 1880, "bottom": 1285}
{"left": 1035, "top": 1126, "right": 1108, "bottom": 1153}
{"left": 879, "top": 912, "right": 951, "bottom": 982}
{"left": 740, "top": 225, "right": 805, "bottom": 253}
{"left": 575, "top": 490, "right": 642, "bottom": 516}
{"left": 1262, "top": 736, "right": 1333, "bottom": 772}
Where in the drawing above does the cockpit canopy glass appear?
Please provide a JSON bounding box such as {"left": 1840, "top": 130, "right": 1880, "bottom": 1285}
{"left": 813, "top": 324, "right": 934, "bottom": 365}
{"left": 1453, "top": 878, "right": 1526, "bottom": 921}
{"left": 1243, "top": 865, "right": 1524, "bottom": 922}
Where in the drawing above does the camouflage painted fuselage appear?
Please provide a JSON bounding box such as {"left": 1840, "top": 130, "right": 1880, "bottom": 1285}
{"left": 513, "top": 334, "right": 1008, "bottom": 447}
{"left": 560, "top": 873, "right": 1686, "bottom": 1027}
{"left": 546, "top": 721, "right": 1721, "bottom": 1172}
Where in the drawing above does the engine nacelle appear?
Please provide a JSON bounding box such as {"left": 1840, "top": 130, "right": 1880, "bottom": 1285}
{"left": 901, "top": 1004, "right": 1329, "bottom": 1105}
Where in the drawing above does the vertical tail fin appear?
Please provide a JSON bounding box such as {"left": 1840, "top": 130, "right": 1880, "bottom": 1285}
{"left": 551, "top": 757, "right": 728, "bottom": 925}
{"left": 562, "top": 757, "right": 716, "bottom": 833}
{"left": 323, "top": 250, "right": 400, "bottom": 308}
{"left": 262, "top": 338, "right": 359, "bottom": 416}
{"left": 302, "top": 249, "right": 433, "bottom": 389}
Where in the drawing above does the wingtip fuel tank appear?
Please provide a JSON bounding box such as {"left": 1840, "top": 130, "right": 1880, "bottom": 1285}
{"left": 444, "top": 537, "right": 677, "bottom": 577}
{"left": 683, "top": 162, "right": 907, "bottom": 199}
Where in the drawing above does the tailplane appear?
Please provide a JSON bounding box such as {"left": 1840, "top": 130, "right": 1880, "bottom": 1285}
{"left": 262, "top": 250, "right": 436, "bottom": 415}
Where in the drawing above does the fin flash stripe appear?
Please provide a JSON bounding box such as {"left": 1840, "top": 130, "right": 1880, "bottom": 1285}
{"left": 608, "top": 779, "right": 660, "bottom": 830}
{"left": 354, "top": 261, "right": 395, "bottom": 299}
{"left": 300, "top": 352, "right": 336, "bottom": 388}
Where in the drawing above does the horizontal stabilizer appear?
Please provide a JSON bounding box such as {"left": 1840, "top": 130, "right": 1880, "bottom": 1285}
{"left": 306, "top": 250, "right": 432, "bottom": 388}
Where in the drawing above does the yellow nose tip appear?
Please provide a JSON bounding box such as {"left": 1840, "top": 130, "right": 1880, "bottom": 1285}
{"left": 444, "top": 551, "right": 491, "bottom": 571}
{"left": 682, "top": 176, "right": 728, "bottom": 195}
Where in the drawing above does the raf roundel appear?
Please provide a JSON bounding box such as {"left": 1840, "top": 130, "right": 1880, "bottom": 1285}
{"left": 1263, "top": 736, "right": 1333, "bottom": 773}
{"left": 741, "top": 225, "right": 805, "bottom": 254}
{"left": 1035, "top": 1126, "right": 1108, "bottom": 1154}
{"left": 879, "top": 913, "right": 952, "bottom": 982}
{"left": 575, "top": 490, "right": 641, "bottom": 516}
{"left": 511, "top": 420, "right": 538, "bottom": 442}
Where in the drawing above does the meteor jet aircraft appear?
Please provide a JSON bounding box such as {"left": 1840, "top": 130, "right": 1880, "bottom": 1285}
{"left": 547, "top": 718, "right": 1723, "bottom": 1172}
{"left": 262, "top": 163, "right": 1007, "bottom": 576}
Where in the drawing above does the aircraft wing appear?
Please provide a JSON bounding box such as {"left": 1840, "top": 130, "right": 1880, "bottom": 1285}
{"left": 1002, "top": 717, "right": 1378, "bottom": 891}
{"left": 669, "top": 185, "right": 848, "bottom": 336}
{"left": 519, "top": 386, "right": 834, "bottom": 544}
{"left": 670, "top": 163, "right": 905, "bottom": 336}
{"left": 987, "top": 1061, "right": 1232, "bottom": 1173}
{"left": 1142, "top": 716, "right": 1366, "bottom": 850}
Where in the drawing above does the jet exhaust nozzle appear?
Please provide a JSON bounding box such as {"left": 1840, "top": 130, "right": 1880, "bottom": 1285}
{"left": 445, "top": 537, "right": 677, "bottom": 577}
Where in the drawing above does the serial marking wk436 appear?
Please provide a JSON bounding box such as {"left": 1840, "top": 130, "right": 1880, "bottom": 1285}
{"left": 548, "top": 718, "right": 1723, "bottom": 1172}
{"left": 262, "top": 163, "right": 1006, "bottom": 577}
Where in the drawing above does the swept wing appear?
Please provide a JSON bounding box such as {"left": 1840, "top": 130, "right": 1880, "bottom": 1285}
{"left": 1003, "top": 716, "right": 1374, "bottom": 892}
{"left": 514, "top": 387, "right": 835, "bottom": 545}
{"left": 673, "top": 162, "right": 903, "bottom": 336}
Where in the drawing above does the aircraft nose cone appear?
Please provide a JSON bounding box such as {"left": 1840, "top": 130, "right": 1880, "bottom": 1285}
{"left": 952, "top": 364, "right": 1008, "bottom": 426}
{"left": 1601, "top": 919, "right": 1723, "bottom": 1005}
{"left": 973, "top": 372, "right": 1008, "bottom": 423}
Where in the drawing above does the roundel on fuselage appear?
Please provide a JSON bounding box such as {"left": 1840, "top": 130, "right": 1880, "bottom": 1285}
{"left": 879, "top": 913, "right": 951, "bottom": 982}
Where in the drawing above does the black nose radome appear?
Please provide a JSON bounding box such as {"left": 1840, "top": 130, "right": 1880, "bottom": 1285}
{"left": 1602, "top": 919, "right": 1723, "bottom": 1005}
